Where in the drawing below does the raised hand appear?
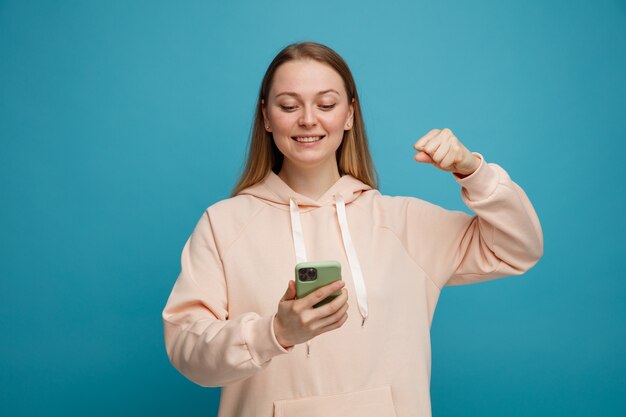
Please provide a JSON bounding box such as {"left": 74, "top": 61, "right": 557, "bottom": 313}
{"left": 413, "top": 128, "right": 480, "bottom": 177}
{"left": 273, "top": 280, "right": 349, "bottom": 348}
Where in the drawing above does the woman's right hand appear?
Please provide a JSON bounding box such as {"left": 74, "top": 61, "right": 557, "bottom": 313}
{"left": 273, "top": 280, "right": 349, "bottom": 349}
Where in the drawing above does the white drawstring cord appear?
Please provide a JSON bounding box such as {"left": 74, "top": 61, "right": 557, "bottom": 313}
{"left": 334, "top": 195, "right": 368, "bottom": 326}
{"left": 289, "top": 198, "right": 312, "bottom": 357}
{"left": 289, "top": 198, "right": 308, "bottom": 263}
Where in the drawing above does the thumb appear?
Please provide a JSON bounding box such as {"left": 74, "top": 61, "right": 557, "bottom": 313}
{"left": 414, "top": 151, "right": 434, "bottom": 164}
{"left": 281, "top": 280, "right": 296, "bottom": 301}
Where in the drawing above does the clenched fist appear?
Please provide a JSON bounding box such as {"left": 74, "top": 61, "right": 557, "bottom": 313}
{"left": 413, "top": 128, "right": 480, "bottom": 178}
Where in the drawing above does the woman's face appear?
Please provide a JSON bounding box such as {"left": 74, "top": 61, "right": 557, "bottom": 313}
{"left": 262, "top": 59, "right": 354, "bottom": 173}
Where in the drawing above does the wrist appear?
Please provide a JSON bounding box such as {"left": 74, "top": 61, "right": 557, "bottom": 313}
{"left": 273, "top": 316, "right": 293, "bottom": 349}
{"left": 454, "top": 153, "right": 481, "bottom": 178}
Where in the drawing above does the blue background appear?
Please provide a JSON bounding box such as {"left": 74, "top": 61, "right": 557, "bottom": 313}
{"left": 1, "top": 0, "right": 624, "bottom": 416}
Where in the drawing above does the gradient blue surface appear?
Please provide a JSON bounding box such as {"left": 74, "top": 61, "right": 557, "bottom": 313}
{"left": 1, "top": 1, "right": 624, "bottom": 416}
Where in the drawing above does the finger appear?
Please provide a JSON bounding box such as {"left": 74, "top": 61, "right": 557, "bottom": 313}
{"left": 281, "top": 280, "right": 296, "bottom": 301}
{"left": 439, "top": 145, "right": 459, "bottom": 170}
{"left": 307, "top": 287, "right": 347, "bottom": 321}
{"left": 314, "top": 300, "right": 349, "bottom": 331}
{"left": 413, "top": 129, "right": 439, "bottom": 151}
{"left": 318, "top": 311, "right": 349, "bottom": 334}
{"left": 423, "top": 134, "right": 442, "bottom": 156}
{"left": 312, "top": 288, "right": 348, "bottom": 319}
{"left": 439, "top": 142, "right": 458, "bottom": 171}
{"left": 440, "top": 127, "right": 454, "bottom": 138}
{"left": 426, "top": 127, "right": 455, "bottom": 156}
{"left": 413, "top": 129, "right": 440, "bottom": 150}
{"left": 297, "top": 289, "right": 346, "bottom": 330}
{"left": 302, "top": 280, "right": 345, "bottom": 309}
{"left": 414, "top": 151, "right": 434, "bottom": 164}
{"left": 432, "top": 137, "right": 451, "bottom": 165}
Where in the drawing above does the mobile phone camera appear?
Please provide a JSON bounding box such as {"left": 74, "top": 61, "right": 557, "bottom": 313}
{"left": 299, "top": 267, "right": 317, "bottom": 282}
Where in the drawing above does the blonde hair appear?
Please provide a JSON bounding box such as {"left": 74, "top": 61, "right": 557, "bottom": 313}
{"left": 231, "top": 41, "right": 378, "bottom": 196}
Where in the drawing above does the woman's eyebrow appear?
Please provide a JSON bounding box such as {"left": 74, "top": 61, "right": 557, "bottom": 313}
{"left": 275, "top": 89, "right": 340, "bottom": 98}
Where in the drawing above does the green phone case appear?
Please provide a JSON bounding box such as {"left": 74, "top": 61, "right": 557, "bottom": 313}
{"left": 295, "top": 260, "right": 342, "bottom": 308}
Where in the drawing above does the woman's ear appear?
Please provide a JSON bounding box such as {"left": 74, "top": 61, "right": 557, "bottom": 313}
{"left": 261, "top": 99, "right": 271, "bottom": 131}
{"left": 345, "top": 98, "right": 355, "bottom": 130}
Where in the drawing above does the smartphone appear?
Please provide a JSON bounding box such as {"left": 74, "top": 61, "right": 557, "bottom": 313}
{"left": 295, "top": 261, "right": 342, "bottom": 308}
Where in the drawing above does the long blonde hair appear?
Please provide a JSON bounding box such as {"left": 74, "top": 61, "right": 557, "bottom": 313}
{"left": 231, "top": 41, "right": 378, "bottom": 196}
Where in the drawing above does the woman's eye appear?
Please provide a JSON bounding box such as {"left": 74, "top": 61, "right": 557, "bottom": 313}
{"left": 279, "top": 104, "right": 336, "bottom": 112}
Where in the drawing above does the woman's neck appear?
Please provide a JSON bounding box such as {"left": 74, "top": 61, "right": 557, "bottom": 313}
{"left": 278, "top": 161, "right": 341, "bottom": 200}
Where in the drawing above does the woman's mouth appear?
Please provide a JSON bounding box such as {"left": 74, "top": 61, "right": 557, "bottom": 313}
{"left": 291, "top": 135, "right": 325, "bottom": 143}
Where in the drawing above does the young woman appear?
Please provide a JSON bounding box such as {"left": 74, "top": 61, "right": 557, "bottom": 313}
{"left": 162, "top": 41, "right": 543, "bottom": 417}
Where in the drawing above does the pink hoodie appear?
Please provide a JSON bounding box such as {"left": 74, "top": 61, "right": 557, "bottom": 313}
{"left": 162, "top": 153, "right": 543, "bottom": 417}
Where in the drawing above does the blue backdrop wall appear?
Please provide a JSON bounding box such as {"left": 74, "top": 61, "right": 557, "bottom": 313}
{"left": 1, "top": 0, "right": 624, "bottom": 416}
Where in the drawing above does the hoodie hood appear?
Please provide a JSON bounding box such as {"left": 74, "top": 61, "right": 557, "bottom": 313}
{"left": 238, "top": 171, "right": 372, "bottom": 209}
{"left": 238, "top": 172, "right": 373, "bottom": 354}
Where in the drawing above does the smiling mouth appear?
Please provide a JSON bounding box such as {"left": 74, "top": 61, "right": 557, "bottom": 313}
{"left": 291, "top": 135, "right": 325, "bottom": 143}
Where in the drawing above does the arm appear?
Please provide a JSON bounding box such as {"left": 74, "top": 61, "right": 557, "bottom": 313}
{"left": 423, "top": 157, "right": 543, "bottom": 285}
{"left": 406, "top": 128, "right": 543, "bottom": 288}
{"left": 162, "top": 210, "right": 291, "bottom": 387}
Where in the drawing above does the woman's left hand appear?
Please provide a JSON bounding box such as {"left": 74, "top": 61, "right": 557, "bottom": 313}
{"left": 413, "top": 128, "right": 481, "bottom": 178}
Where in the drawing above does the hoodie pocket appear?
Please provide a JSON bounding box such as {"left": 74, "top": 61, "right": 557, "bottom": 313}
{"left": 273, "top": 385, "right": 398, "bottom": 417}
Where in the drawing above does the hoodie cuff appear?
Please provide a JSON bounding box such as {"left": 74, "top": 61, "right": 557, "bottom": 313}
{"left": 242, "top": 313, "right": 292, "bottom": 366}
{"left": 453, "top": 152, "right": 499, "bottom": 202}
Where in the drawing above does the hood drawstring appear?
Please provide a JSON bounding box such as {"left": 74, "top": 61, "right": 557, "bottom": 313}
{"left": 334, "top": 195, "right": 369, "bottom": 326}
{"left": 289, "top": 199, "right": 308, "bottom": 263}
{"left": 289, "top": 195, "right": 369, "bottom": 357}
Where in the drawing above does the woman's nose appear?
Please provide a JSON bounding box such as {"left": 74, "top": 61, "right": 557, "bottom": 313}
{"left": 298, "top": 105, "right": 317, "bottom": 127}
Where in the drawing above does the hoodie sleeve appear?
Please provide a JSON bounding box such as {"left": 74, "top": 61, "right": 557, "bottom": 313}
{"left": 162, "top": 210, "right": 291, "bottom": 388}
{"left": 399, "top": 153, "right": 543, "bottom": 289}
